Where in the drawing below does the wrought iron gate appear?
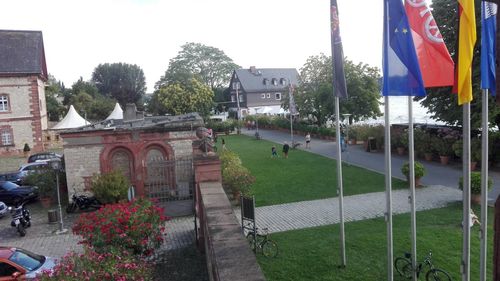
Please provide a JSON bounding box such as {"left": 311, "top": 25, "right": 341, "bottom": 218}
{"left": 144, "top": 157, "right": 194, "bottom": 217}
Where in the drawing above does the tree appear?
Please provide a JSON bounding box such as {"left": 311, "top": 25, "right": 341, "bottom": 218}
{"left": 65, "top": 78, "right": 116, "bottom": 121}
{"left": 292, "top": 54, "right": 382, "bottom": 125}
{"left": 156, "top": 42, "right": 240, "bottom": 90}
{"left": 91, "top": 63, "right": 146, "bottom": 108}
{"left": 151, "top": 78, "right": 214, "bottom": 117}
{"left": 44, "top": 75, "right": 66, "bottom": 121}
{"left": 417, "top": 0, "right": 500, "bottom": 130}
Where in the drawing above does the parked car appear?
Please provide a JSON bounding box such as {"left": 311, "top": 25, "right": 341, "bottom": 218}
{"left": 0, "top": 201, "right": 7, "bottom": 218}
{"left": 27, "top": 152, "right": 62, "bottom": 163}
{"left": 0, "top": 181, "right": 39, "bottom": 205}
{"left": 0, "top": 163, "right": 50, "bottom": 186}
{"left": 0, "top": 247, "right": 56, "bottom": 279}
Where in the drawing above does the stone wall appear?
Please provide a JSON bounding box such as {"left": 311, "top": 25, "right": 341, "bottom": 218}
{"left": 63, "top": 144, "right": 104, "bottom": 196}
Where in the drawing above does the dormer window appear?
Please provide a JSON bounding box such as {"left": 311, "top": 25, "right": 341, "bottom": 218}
{"left": 263, "top": 78, "right": 269, "bottom": 85}
{"left": 272, "top": 78, "right": 277, "bottom": 86}
{"left": 280, "top": 78, "right": 287, "bottom": 86}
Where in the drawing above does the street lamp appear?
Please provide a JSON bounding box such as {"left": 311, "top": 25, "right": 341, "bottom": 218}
{"left": 254, "top": 107, "right": 261, "bottom": 139}
{"left": 49, "top": 158, "right": 67, "bottom": 234}
{"left": 342, "top": 114, "right": 352, "bottom": 145}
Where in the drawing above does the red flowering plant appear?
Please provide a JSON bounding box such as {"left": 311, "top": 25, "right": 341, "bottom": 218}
{"left": 72, "top": 197, "right": 168, "bottom": 256}
{"left": 35, "top": 247, "right": 153, "bottom": 281}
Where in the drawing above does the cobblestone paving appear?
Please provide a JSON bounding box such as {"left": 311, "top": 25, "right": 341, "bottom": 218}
{"left": 234, "top": 185, "right": 462, "bottom": 234}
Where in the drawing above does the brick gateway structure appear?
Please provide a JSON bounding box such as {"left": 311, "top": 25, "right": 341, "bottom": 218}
{"left": 60, "top": 106, "right": 203, "bottom": 212}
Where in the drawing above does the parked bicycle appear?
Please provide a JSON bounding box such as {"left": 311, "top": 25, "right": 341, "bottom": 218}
{"left": 394, "top": 250, "right": 452, "bottom": 281}
{"left": 246, "top": 227, "right": 279, "bottom": 258}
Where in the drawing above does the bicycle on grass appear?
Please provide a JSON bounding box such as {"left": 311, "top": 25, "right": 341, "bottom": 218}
{"left": 394, "top": 250, "right": 452, "bottom": 281}
{"left": 246, "top": 227, "right": 279, "bottom": 258}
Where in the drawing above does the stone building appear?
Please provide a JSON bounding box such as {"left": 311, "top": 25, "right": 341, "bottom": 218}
{"left": 60, "top": 105, "right": 204, "bottom": 208}
{"left": 0, "top": 30, "right": 48, "bottom": 156}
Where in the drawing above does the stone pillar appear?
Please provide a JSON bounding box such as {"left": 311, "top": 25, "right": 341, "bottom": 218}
{"left": 494, "top": 194, "right": 500, "bottom": 281}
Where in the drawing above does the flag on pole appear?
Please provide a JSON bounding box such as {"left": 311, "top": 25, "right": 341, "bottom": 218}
{"left": 456, "top": 0, "right": 477, "bottom": 105}
{"left": 383, "top": 0, "right": 426, "bottom": 96}
{"left": 289, "top": 84, "right": 298, "bottom": 115}
{"left": 405, "top": 0, "right": 454, "bottom": 87}
{"left": 481, "top": 1, "right": 497, "bottom": 94}
{"left": 331, "top": 0, "right": 348, "bottom": 98}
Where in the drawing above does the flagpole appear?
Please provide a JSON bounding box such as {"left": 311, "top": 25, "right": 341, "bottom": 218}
{"left": 408, "top": 97, "right": 417, "bottom": 281}
{"left": 480, "top": 89, "right": 488, "bottom": 281}
{"left": 289, "top": 85, "right": 294, "bottom": 145}
{"left": 335, "top": 96, "right": 346, "bottom": 267}
{"left": 384, "top": 96, "right": 393, "bottom": 281}
{"left": 462, "top": 103, "right": 471, "bottom": 281}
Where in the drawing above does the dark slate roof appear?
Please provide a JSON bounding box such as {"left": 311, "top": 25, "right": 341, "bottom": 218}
{"left": 60, "top": 112, "right": 204, "bottom": 134}
{"left": 234, "top": 68, "right": 299, "bottom": 92}
{"left": 0, "top": 30, "right": 48, "bottom": 79}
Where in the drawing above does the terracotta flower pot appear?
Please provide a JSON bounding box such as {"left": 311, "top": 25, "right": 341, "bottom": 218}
{"left": 396, "top": 147, "right": 405, "bottom": 156}
{"left": 471, "top": 194, "right": 481, "bottom": 205}
{"left": 439, "top": 156, "right": 449, "bottom": 165}
{"left": 470, "top": 162, "right": 477, "bottom": 171}
{"left": 424, "top": 153, "right": 433, "bottom": 162}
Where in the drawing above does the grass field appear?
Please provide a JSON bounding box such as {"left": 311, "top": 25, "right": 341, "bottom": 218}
{"left": 219, "top": 135, "right": 407, "bottom": 207}
{"left": 256, "top": 203, "right": 494, "bottom": 281}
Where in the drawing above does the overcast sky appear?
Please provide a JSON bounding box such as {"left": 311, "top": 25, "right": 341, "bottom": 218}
{"left": 2, "top": 0, "right": 383, "bottom": 92}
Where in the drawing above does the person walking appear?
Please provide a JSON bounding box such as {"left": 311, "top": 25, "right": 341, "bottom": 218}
{"left": 282, "top": 142, "right": 290, "bottom": 159}
{"left": 271, "top": 146, "right": 278, "bottom": 158}
{"left": 305, "top": 133, "right": 311, "bottom": 149}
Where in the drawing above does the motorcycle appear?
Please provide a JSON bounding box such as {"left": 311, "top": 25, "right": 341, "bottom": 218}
{"left": 8, "top": 202, "right": 31, "bottom": 237}
{"left": 66, "top": 190, "right": 101, "bottom": 213}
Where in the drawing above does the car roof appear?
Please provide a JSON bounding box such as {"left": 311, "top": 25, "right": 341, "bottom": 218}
{"left": 19, "top": 162, "right": 48, "bottom": 169}
{"left": 0, "top": 247, "right": 14, "bottom": 259}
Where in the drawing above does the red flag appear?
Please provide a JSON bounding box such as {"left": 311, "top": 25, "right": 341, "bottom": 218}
{"left": 405, "top": 0, "right": 455, "bottom": 87}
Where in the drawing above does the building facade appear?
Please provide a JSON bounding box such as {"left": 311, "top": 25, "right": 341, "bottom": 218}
{"left": 228, "top": 66, "right": 299, "bottom": 116}
{"left": 0, "top": 30, "right": 48, "bottom": 156}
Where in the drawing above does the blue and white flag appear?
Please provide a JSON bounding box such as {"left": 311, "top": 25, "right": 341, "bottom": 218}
{"left": 481, "top": 1, "right": 497, "bottom": 95}
{"left": 382, "top": 0, "right": 426, "bottom": 96}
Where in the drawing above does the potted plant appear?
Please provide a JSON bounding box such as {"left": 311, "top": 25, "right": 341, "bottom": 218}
{"left": 347, "top": 125, "right": 358, "bottom": 145}
{"left": 401, "top": 161, "right": 425, "bottom": 187}
{"left": 23, "top": 171, "right": 56, "bottom": 208}
{"left": 23, "top": 143, "right": 31, "bottom": 157}
{"left": 414, "top": 128, "right": 433, "bottom": 161}
{"left": 432, "top": 136, "right": 453, "bottom": 164}
{"left": 452, "top": 138, "right": 481, "bottom": 171}
{"left": 459, "top": 172, "right": 492, "bottom": 204}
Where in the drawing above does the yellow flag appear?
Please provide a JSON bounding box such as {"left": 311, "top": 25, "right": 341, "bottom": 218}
{"left": 457, "top": 0, "right": 477, "bottom": 105}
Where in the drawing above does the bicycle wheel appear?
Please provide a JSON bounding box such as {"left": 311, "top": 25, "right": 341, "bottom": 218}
{"left": 394, "top": 257, "right": 413, "bottom": 279}
{"left": 246, "top": 232, "right": 256, "bottom": 251}
{"left": 261, "top": 240, "right": 279, "bottom": 258}
{"left": 425, "top": 268, "right": 452, "bottom": 281}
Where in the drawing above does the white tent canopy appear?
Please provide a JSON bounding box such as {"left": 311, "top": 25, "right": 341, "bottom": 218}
{"left": 51, "top": 105, "right": 90, "bottom": 130}
{"left": 105, "top": 103, "right": 123, "bottom": 120}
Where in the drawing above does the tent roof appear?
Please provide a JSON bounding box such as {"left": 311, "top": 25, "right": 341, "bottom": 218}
{"left": 105, "top": 103, "right": 123, "bottom": 120}
{"left": 51, "top": 105, "right": 90, "bottom": 130}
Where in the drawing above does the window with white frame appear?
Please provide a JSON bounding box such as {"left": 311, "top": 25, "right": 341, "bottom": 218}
{"left": 275, "top": 93, "right": 281, "bottom": 100}
{"left": 231, "top": 95, "right": 236, "bottom": 102}
{"left": 0, "top": 127, "right": 13, "bottom": 146}
{"left": 239, "top": 95, "right": 244, "bottom": 102}
{"left": 0, "top": 95, "right": 9, "bottom": 112}
{"left": 261, "top": 93, "right": 266, "bottom": 99}
{"left": 267, "top": 93, "right": 271, "bottom": 98}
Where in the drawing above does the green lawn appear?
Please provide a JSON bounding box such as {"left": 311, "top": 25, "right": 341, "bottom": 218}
{"left": 219, "top": 135, "right": 407, "bottom": 207}
{"left": 256, "top": 203, "right": 494, "bottom": 281}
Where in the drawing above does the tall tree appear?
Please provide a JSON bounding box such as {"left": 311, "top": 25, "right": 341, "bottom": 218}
{"left": 150, "top": 78, "right": 214, "bottom": 117}
{"left": 417, "top": 0, "right": 500, "bottom": 129}
{"left": 91, "top": 63, "right": 146, "bottom": 108}
{"left": 45, "top": 75, "right": 66, "bottom": 121}
{"left": 292, "top": 54, "right": 381, "bottom": 125}
{"left": 65, "top": 78, "right": 116, "bottom": 121}
{"left": 156, "top": 42, "right": 240, "bottom": 90}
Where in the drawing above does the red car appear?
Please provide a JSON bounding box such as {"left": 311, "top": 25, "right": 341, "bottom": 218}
{"left": 0, "top": 247, "right": 56, "bottom": 280}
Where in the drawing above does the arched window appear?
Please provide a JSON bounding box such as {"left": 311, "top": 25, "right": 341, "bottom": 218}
{"left": 110, "top": 148, "right": 133, "bottom": 182}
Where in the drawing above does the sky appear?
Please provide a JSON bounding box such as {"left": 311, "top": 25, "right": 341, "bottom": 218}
{"left": 1, "top": 0, "right": 383, "bottom": 92}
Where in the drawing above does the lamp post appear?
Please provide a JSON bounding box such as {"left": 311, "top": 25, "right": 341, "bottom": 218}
{"left": 342, "top": 114, "right": 352, "bottom": 145}
{"left": 254, "top": 107, "right": 261, "bottom": 138}
{"left": 49, "top": 158, "right": 67, "bottom": 234}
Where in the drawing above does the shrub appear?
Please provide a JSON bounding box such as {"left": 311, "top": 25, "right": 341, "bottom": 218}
{"left": 72, "top": 198, "right": 167, "bottom": 256}
{"left": 219, "top": 150, "right": 254, "bottom": 197}
{"left": 91, "top": 170, "right": 129, "bottom": 204}
{"left": 459, "top": 172, "right": 493, "bottom": 194}
{"left": 35, "top": 248, "right": 153, "bottom": 281}
{"left": 23, "top": 171, "right": 56, "bottom": 198}
{"left": 401, "top": 161, "right": 425, "bottom": 179}
{"left": 23, "top": 143, "right": 31, "bottom": 152}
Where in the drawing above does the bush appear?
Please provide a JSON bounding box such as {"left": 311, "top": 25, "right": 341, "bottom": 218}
{"left": 23, "top": 171, "right": 56, "bottom": 198}
{"left": 401, "top": 161, "right": 425, "bottom": 179}
{"left": 91, "top": 170, "right": 129, "bottom": 204}
{"left": 72, "top": 198, "right": 167, "bottom": 256}
{"left": 459, "top": 172, "right": 493, "bottom": 194}
{"left": 219, "top": 150, "right": 255, "bottom": 197}
{"left": 35, "top": 248, "right": 153, "bottom": 281}
{"left": 23, "top": 143, "right": 30, "bottom": 152}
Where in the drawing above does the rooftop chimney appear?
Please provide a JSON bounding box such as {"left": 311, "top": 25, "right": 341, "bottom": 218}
{"left": 124, "top": 103, "right": 144, "bottom": 122}
{"left": 249, "top": 66, "right": 256, "bottom": 74}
